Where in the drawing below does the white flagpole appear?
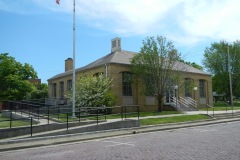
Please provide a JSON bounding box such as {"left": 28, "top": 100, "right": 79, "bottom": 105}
{"left": 228, "top": 45, "right": 233, "bottom": 106}
{"left": 72, "top": 0, "right": 76, "bottom": 118}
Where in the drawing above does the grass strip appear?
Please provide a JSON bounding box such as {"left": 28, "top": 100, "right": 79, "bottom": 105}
{"left": 140, "top": 114, "right": 210, "bottom": 126}
{"left": 200, "top": 107, "right": 240, "bottom": 111}
{"left": 49, "top": 111, "right": 181, "bottom": 122}
{"left": 104, "top": 111, "right": 180, "bottom": 119}
{"left": 0, "top": 120, "right": 33, "bottom": 128}
{"left": 0, "top": 113, "right": 34, "bottom": 128}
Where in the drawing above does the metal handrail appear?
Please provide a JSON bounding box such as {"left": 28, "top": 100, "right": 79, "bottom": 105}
{"left": 185, "top": 97, "right": 197, "bottom": 108}
{"left": 1, "top": 103, "right": 140, "bottom": 138}
{"left": 206, "top": 104, "right": 214, "bottom": 117}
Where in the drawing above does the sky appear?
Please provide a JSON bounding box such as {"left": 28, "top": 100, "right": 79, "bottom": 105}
{"left": 1, "top": 0, "right": 240, "bottom": 83}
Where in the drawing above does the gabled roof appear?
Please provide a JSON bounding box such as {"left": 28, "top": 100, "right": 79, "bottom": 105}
{"left": 48, "top": 50, "right": 135, "bottom": 80}
{"left": 173, "top": 61, "right": 211, "bottom": 75}
{"left": 83, "top": 50, "right": 135, "bottom": 68}
{"left": 48, "top": 50, "right": 210, "bottom": 81}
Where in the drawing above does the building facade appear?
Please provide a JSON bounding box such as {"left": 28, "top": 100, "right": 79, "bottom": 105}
{"left": 48, "top": 38, "right": 213, "bottom": 111}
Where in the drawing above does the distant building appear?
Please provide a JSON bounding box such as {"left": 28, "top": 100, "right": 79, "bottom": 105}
{"left": 213, "top": 92, "right": 226, "bottom": 102}
{"left": 48, "top": 38, "right": 213, "bottom": 111}
{"left": 28, "top": 78, "right": 41, "bottom": 88}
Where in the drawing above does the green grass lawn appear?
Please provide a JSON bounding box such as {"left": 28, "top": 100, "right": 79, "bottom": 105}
{"left": 140, "top": 114, "right": 210, "bottom": 126}
{"left": 49, "top": 111, "right": 181, "bottom": 122}
{"left": 48, "top": 113, "right": 82, "bottom": 122}
{"left": 200, "top": 101, "right": 240, "bottom": 111}
{"left": 0, "top": 113, "right": 33, "bottom": 128}
{"left": 103, "top": 111, "right": 180, "bottom": 119}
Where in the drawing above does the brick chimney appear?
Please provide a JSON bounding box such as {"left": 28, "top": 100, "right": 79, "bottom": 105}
{"left": 111, "top": 37, "right": 121, "bottom": 52}
{"left": 65, "top": 58, "right": 73, "bottom": 72}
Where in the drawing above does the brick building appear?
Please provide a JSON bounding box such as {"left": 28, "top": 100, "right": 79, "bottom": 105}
{"left": 28, "top": 78, "right": 41, "bottom": 88}
{"left": 47, "top": 38, "right": 213, "bottom": 111}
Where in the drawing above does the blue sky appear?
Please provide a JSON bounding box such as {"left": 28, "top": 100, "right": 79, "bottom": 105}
{"left": 1, "top": 0, "right": 240, "bottom": 83}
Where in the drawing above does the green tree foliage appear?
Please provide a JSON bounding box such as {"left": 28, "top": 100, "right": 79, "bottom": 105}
{"left": 131, "top": 36, "right": 182, "bottom": 112}
{"left": 0, "top": 53, "right": 38, "bottom": 101}
{"left": 67, "top": 75, "right": 116, "bottom": 107}
{"left": 25, "top": 83, "right": 48, "bottom": 100}
{"left": 202, "top": 40, "right": 240, "bottom": 99}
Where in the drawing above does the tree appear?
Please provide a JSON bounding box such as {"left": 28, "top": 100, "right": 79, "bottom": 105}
{"left": 67, "top": 75, "right": 116, "bottom": 108}
{"left": 0, "top": 53, "right": 38, "bottom": 101}
{"left": 202, "top": 40, "right": 240, "bottom": 101}
{"left": 131, "top": 36, "right": 182, "bottom": 112}
{"left": 24, "top": 83, "right": 48, "bottom": 100}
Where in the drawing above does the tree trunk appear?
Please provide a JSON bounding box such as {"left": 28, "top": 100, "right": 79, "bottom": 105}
{"left": 157, "top": 94, "right": 163, "bottom": 112}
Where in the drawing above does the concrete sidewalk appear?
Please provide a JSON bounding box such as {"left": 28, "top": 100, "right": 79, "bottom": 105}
{"left": 1, "top": 110, "right": 240, "bottom": 152}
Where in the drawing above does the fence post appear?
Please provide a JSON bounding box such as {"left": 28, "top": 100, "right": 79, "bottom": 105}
{"left": 58, "top": 105, "right": 60, "bottom": 120}
{"left": 67, "top": 113, "right": 69, "bottom": 130}
{"left": 121, "top": 106, "right": 123, "bottom": 121}
{"left": 206, "top": 105, "right": 208, "bottom": 115}
{"left": 19, "top": 103, "right": 22, "bottom": 113}
{"left": 104, "top": 108, "right": 107, "bottom": 121}
{"left": 30, "top": 117, "right": 33, "bottom": 137}
{"left": 38, "top": 107, "right": 40, "bottom": 121}
{"left": 232, "top": 106, "right": 233, "bottom": 116}
{"left": 97, "top": 109, "right": 99, "bottom": 125}
{"left": 213, "top": 108, "right": 214, "bottom": 117}
{"left": 138, "top": 105, "right": 139, "bottom": 120}
{"left": 10, "top": 111, "right": 12, "bottom": 129}
{"left": 48, "top": 107, "right": 50, "bottom": 125}
{"left": 28, "top": 105, "right": 30, "bottom": 117}
{"left": 226, "top": 105, "right": 227, "bottom": 114}
{"left": 78, "top": 107, "right": 80, "bottom": 122}
{"left": 15, "top": 104, "right": 17, "bottom": 113}
{"left": 125, "top": 106, "right": 127, "bottom": 119}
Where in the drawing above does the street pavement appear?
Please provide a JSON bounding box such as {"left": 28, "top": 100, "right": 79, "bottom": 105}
{"left": 1, "top": 120, "right": 240, "bottom": 159}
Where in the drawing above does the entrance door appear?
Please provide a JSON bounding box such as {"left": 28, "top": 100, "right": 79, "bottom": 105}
{"left": 165, "top": 89, "right": 176, "bottom": 104}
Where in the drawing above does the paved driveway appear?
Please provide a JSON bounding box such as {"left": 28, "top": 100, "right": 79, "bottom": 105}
{"left": 1, "top": 121, "right": 240, "bottom": 160}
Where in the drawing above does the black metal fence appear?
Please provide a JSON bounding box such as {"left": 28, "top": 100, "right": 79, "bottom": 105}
{"left": 206, "top": 104, "right": 235, "bottom": 117}
{"left": 0, "top": 100, "right": 139, "bottom": 137}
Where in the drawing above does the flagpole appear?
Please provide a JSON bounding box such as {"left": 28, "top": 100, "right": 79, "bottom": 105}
{"left": 72, "top": 0, "right": 76, "bottom": 118}
{"left": 228, "top": 45, "right": 233, "bottom": 106}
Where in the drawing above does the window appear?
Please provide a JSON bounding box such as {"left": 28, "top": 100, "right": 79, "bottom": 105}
{"left": 122, "top": 72, "right": 132, "bottom": 96}
{"left": 59, "top": 82, "right": 64, "bottom": 98}
{"left": 199, "top": 80, "right": 205, "bottom": 98}
{"left": 67, "top": 80, "right": 72, "bottom": 91}
{"left": 52, "top": 83, "right": 57, "bottom": 97}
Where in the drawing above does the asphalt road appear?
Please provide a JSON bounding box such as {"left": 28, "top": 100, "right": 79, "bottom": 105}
{"left": 1, "top": 121, "right": 240, "bottom": 160}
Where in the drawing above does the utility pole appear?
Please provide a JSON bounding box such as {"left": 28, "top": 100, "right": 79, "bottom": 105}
{"left": 228, "top": 45, "right": 233, "bottom": 106}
